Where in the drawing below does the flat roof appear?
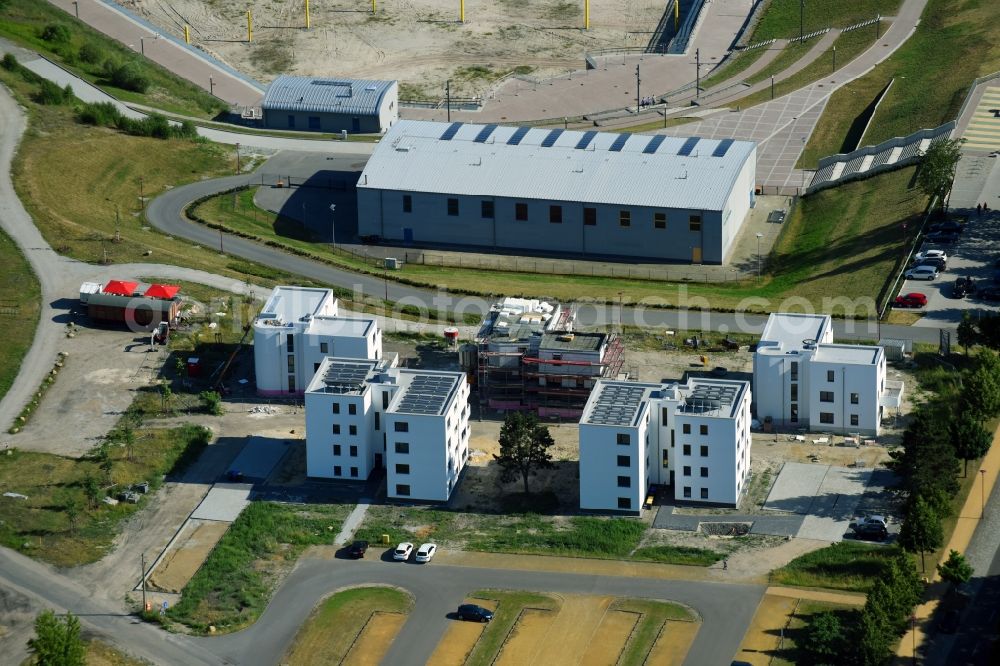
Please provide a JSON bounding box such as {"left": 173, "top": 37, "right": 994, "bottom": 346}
{"left": 261, "top": 75, "right": 395, "bottom": 116}
{"left": 359, "top": 119, "right": 756, "bottom": 212}
{"left": 306, "top": 357, "right": 385, "bottom": 395}
{"left": 478, "top": 298, "right": 561, "bottom": 343}
{"left": 811, "top": 344, "right": 882, "bottom": 365}
{"left": 256, "top": 286, "right": 332, "bottom": 326}
{"left": 309, "top": 316, "right": 376, "bottom": 338}
{"left": 388, "top": 370, "right": 462, "bottom": 416}
{"left": 759, "top": 312, "right": 832, "bottom": 351}
{"left": 678, "top": 378, "right": 748, "bottom": 418}
{"left": 581, "top": 380, "right": 660, "bottom": 427}
{"left": 540, "top": 332, "right": 606, "bottom": 352}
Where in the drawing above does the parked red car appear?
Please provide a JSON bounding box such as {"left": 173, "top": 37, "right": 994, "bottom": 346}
{"left": 894, "top": 293, "right": 927, "bottom": 308}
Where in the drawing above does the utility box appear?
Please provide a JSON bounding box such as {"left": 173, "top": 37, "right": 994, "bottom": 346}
{"left": 384, "top": 257, "right": 403, "bottom": 270}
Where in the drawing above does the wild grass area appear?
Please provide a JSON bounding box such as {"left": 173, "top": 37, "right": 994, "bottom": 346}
{"left": 195, "top": 168, "right": 924, "bottom": 315}
{"left": 801, "top": 0, "right": 1000, "bottom": 166}
{"left": 168, "top": 501, "right": 352, "bottom": 633}
{"left": 734, "top": 26, "right": 883, "bottom": 111}
{"left": 630, "top": 545, "right": 724, "bottom": 566}
{"left": 615, "top": 598, "right": 698, "bottom": 666}
{"left": 749, "top": 0, "right": 901, "bottom": 41}
{"left": 283, "top": 586, "right": 413, "bottom": 666}
{"left": 84, "top": 639, "right": 149, "bottom": 666}
{"left": 770, "top": 541, "right": 903, "bottom": 592}
{"left": 0, "top": 228, "right": 40, "bottom": 405}
{"left": 0, "top": 0, "right": 224, "bottom": 118}
{"left": 466, "top": 590, "right": 560, "bottom": 666}
{"left": 0, "top": 424, "right": 209, "bottom": 567}
{"left": 769, "top": 600, "right": 860, "bottom": 666}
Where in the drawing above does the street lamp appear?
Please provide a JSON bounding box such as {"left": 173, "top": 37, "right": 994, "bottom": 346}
{"left": 981, "top": 468, "right": 987, "bottom": 519}
{"left": 140, "top": 37, "right": 145, "bottom": 56}
{"left": 755, "top": 232, "right": 764, "bottom": 281}
{"left": 329, "top": 204, "right": 337, "bottom": 249}
{"left": 832, "top": 46, "right": 836, "bottom": 72}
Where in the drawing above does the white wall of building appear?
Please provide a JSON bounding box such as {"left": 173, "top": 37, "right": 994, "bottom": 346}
{"left": 806, "top": 353, "right": 886, "bottom": 435}
{"left": 579, "top": 403, "right": 651, "bottom": 513}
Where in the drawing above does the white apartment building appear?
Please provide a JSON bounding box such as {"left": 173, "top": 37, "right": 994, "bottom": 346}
{"left": 304, "top": 356, "right": 470, "bottom": 502}
{"left": 253, "top": 286, "right": 382, "bottom": 396}
{"left": 579, "top": 378, "right": 752, "bottom": 513}
{"left": 753, "top": 313, "right": 903, "bottom": 436}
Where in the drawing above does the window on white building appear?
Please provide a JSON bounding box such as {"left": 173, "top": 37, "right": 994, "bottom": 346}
{"left": 683, "top": 466, "right": 691, "bottom": 476}
{"left": 395, "top": 442, "right": 409, "bottom": 454}
{"left": 396, "top": 463, "right": 410, "bottom": 474}
{"left": 790, "top": 384, "right": 798, "bottom": 401}
{"left": 700, "top": 445, "right": 708, "bottom": 457}
{"left": 333, "top": 444, "right": 341, "bottom": 456}
{"left": 700, "top": 488, "right": 709, "bottom": 499}
{"left": 350, "top": 445, "right": 358, "bottom": 457}
{"left": 332, "top": 424, "right": 341, "bottom": 434}
{"left": 617, "top": 455, "right": 630, "bottom": 467}
{"left": 395, "top": 422, "right": 409, "bottom": 432}
{"left": 699, "top": 424, "right": 708, "bottom": 435}
{"left": 820, "top": 391, "right": 835, "bottom": 403}
{"left": 349, "top": 425, "right": 357, "bottom": 435}
{"left": 851, "top": 393, "right": 859, "bottom": 404}
{"left": 616, "top": 433, "right": 630, "bottom": 445}
{"left": 851, "top": 414, "right": 859, "bottom": 426}
{"left": 618, "top": 497, "right": 631, "bottom": 509}
{"left": 396, "top": 484, "right": 410, "bottom": 496}
{"left": 682, "top": 444, "right": 691, "bottom": 455}
{"left": 662, "top": 450, "right": 669, "bottom": 468}
{"left": 334, "top": 465, "right": 341, "bottom": 476}
{"left": 319, "top": 342, "right": 328, "bottom": 353}
{"left": 349, "top": 404, "right": 357, "bottom": 415}
{"left": 617, "top": 476, "right": 631, "bottom": 488}
{"left": 820, "top": 412, "right": 834, "bottom": 424}
{"left": 790, "top": 405, "right": 798, "bottom": 422}
{"left": 350, "top": 467, "right": 358, "bottom": 478}
{"left": 332, "top": 403, "right": 340, "bottom": 414}
{"left": 682, "top": 423, "right": 691, "bottom": 434}
{"left": 683, "top": 486, "right": 691, "bottom": 498}
{"left": 700, "top": 467, "right": 708, "bottom": 478}
{"left": 827, "top": 370, "right": 835, "bottom": 382}
{"left": 286, "top": 334, "right": 294, "bottom": 352}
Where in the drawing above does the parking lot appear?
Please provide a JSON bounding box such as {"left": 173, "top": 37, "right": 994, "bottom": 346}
{"left": 896, "top": 210, "right": 1000, "bottom": 328}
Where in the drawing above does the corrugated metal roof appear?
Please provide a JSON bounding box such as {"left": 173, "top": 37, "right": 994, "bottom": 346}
{"left": 359, "top": 120, "right": 756, "bottom": 211}
{"left": 261, "top": 75, "right": 395, "bottom": 116}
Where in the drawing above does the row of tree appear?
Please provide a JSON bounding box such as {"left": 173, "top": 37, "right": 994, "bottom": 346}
{"left": 958, "top": 312, "right": 1000, "bottom": 354}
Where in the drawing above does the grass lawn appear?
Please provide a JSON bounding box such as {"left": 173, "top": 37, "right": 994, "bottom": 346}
{"left": 745, "top": 40, "right": 812, "bottom": 86}
{"left": 283, "top": 586, "right": 413, "bottom": 666}
{"left": 0, "top": 424, "right": 210, "bottom": 567}
{"left": 801, "top": 0, "right": 1000, "bottom": 166}
{"left": 749, "top": 0, "right": 902, "bottom": 41}
{"left": 734, "top": 26, "right": 883, "bottom": 112}
{"left": 167, "top": 501, "right": 352, "bottom": 633}
{"left": 0, "top": 228, "right": 40, "bottom": 405}
{"left": 194, "top": 168, "right": 925, "bottom": 315}
{"left": 0, "top": 0, "right": 225, "bottom": 118}
{"left": 770, "top": 541, "right": 904, "bottom": 592}
{"left": 466, "top": 589, "right": 560, "bottom": 666}
{"left": 615, "top": 598, "right": 698, "bottom": 666}
{"left": 701, "top": 47, "right": 771, "bottom": 89}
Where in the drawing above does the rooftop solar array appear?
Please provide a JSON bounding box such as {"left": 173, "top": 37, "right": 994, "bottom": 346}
{"left": 678, "top": 136, "right": 700, "bottom": 156}
{"left": 474, "top": 124, "right": 498, "bottom": 143}
{"left": 541, "top": 129, "right": 564, "bottom": 147}
{"left": 609, "top": 133, "right": 631, "bottom": 152}
{"left": 318, "top": 362, "right": 374, "bottom": 393}
{"left": 507, "top": 126, "right": 531, "bottom": 145}
{"left": 575, "top": 130, "right": 598, "bottom": 150}
{"left": 682, "top": 382, "right": 740, "bottom": 414}
{"left": 712, "top": 138, "right": 735, "bottom": 157}
{"left": 440, "top": 122, "right": 463, "bottom": 141}
{"left": 587, "top": 384, "right": 649, "bottom": 426}
{"left": 643, "top": 134, "right": 667, "bottom": 154}
{"left": 395, "top": 374, "right": 458, "bottom": 415}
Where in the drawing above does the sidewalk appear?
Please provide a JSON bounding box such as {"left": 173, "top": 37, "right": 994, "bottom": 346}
{"left": 896, "top": 420, "right": 1000, "bottom": 660}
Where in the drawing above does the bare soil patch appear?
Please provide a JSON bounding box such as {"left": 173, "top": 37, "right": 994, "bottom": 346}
{"left": 427, "top": 598, "right": 497, "bottom": 666}
{"left": 148, "top": 519, "right": 230, "bottom": 593}
{"left": 646, "top": 618, "right": 701, "bottom": 666}
{"left": 342, "top": 611, "right": 407, "bottom": 666}
{"left": 495, "top": 608, "right": 556, "bottom": 665}
{"left": 580, "top": 609, "right": 637, "bottom": 665}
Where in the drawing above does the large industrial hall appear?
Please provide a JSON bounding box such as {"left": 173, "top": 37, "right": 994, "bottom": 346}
{"left": 357, "top": 119, "right": 758, "bottom": 264}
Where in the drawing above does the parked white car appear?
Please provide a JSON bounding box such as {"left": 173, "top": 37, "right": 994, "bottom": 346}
{"left": 914, "top": 249, "right": 947, "bottom": 263}
{"left": 905, "top": 265, "right": 938, "bottom": 281}
{"left": 414, "top": 543, "right": 437, "bottom": 563}
{"left": 393, "top": 542, "right": 414, "bottom": 561}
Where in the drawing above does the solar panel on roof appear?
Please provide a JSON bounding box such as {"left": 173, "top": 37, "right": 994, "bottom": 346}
{"left": 440, "top": 122, "right": 463, "bottom": 141}
{"left": 474, "top": 124, "right": 498, "bottom": 143}
{"left": 396, "top": 374, "right": 457, "bottom": 415}
{"left": 609, "top": 133, "right": 631, "bottom": 152}
{"left": 678, "top": 137, "right": 700, "bottom": 156}
{"left": 507, "top": 126, "right": 531, "bottom": 145}
{"left": 712, "top": 138, "right": 735, "bottom": 157}
{"left": 643, "top": 135, "right": 667, "bottom": 154}
{"left": 541, "top": 129, "right": 564, "bottom": 147}
{"left": 575, "top": 130, "right": 598, "bottom": 150}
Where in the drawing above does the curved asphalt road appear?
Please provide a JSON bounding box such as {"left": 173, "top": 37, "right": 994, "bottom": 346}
{"left": 148, "top": 168, "right": 944, "bottom": 343}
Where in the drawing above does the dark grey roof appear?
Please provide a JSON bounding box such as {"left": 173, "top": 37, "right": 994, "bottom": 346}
{"left": 261, "top": 75, "right": 395, "bottom": 116}
{"left": 393, "top": 373, "right": 460, "bottom": 416}
{"left": 314, "top": 359, "right": 378, "bottom": 394}
{"left": 586, "top": 383, "right": 651, "bottom": 426}
{"left": 539, "top": 332, "right": 606, "bottom": 352}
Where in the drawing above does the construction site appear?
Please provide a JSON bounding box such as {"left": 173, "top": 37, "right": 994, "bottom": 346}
{"left": 468, "top": 298, "right": 624, "bottom": 418}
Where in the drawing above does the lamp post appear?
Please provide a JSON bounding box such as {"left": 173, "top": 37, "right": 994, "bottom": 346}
{"left": 756, "top": 232, "right": 763, "bottom": 281}
{"left": 981, "top": 468, "right": 987, "bottom": 519}
{"left": 72, "top": 1, "right": 79, "bottom": 18}
{"left": 635, "top": 64, "right": 641, "bottom": 112}
{"left": 799, "top": 0, "right": 804, "bottom": 42}
{"left": 832, "top": 45, "right": 836, "bottom": 72}
{"left": 770, "top": 75, "right": 774, "bottom": 100}
{"left": 329, "top": 204, "right": 337, "bottom": 249}
{"left": 140, "top": 37, "right": 145, "bottom": 56}
{"left": 445, "top": 79, "right": 452, "bottom": 122}
{"left": 209, "top": 76, "right": 214, "bottom": 96}
{"left": 617, "top": 291, "right": 623, "bottom": 331}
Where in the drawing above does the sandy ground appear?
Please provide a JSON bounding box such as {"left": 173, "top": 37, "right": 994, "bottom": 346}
{"left": 343, "top": 612, "right": 407, "bottom": 666}
{"left": 147, "top": 519, "right": 230, "bottom": 593}
{"left": 427, "top": 597, "right": 497, "bottom": 665}
{"left": 647, "top": 618, "right": 701, "bottom": 665}
{"left": 496, "top": 608, "right": 555, "bottom": 665}
{"left": 734, "top": 593, "right": 798, "bottom": 666}
{"left": 126, "top": 0, "right": 669, "bottom": 96}
{"left": 582, "top": 609, "right": 638, "bottom": 666}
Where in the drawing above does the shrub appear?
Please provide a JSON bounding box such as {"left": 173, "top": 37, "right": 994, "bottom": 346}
{"left": 78, "top": 42, "right": 104, "bottom": 65}
{"left": 77, "top": 101, "right": 123, "bottom": 126}
{"left": 33, "top": 80, "right": 72, "bottom": 105}
{"left": 1, "top": 52, "right": 17, "bottom": 72}
{"left": 199, "top": 390, "right": 223, "bottom": 415}
{"left": 103, "top": 60, "right": 150, "bottom": 93}
{"left": 40, "top": 23, "right": 72, "bottom": 44}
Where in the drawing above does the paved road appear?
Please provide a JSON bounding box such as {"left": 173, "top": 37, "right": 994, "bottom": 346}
{"left": 191, "top": 556, "right": 765, "bottom": 666}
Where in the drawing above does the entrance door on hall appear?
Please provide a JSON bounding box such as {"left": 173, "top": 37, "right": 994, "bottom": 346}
{"left": 692, "top": 247, "right": 702, "bottom": 263}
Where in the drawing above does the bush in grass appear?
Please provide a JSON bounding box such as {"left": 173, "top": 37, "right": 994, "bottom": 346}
{"left": 78, "top": 42, "right": 104, "bottom": 65}
{"left": 801, "top": 611, "right": 846, "bottom": 665}
{"left": 1, "top": 52, "right": 18, "bottom": 72}
{"left": 199, "top": 390, "right": 223, "bottom": 415}
{"left": 33, "top": 80, "right": 73, "bottom": 105}
{"left": 40, "top": 23, "right": 72, "bottom": 44}
{"left": 78, "top": 101, "right": 122, "bottom": 127}
{"left": 103, "top": 59, "right": 150, "bottom": 93}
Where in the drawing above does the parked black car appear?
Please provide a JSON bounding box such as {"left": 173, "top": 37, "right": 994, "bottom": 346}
{"left": 457, "top": 604, "right": 494, "bottom": 623}
{"left": 928, "top": 221, "right": 964, "bottom": 234}
{"left": 852, "top": 522, "right": 888, "bottom": 541}
{"left": 347, "top": 540, "right": 369, "bottom": 559}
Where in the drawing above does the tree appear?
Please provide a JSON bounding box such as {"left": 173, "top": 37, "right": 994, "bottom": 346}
{"left": 199, "top": 390, "right": 223, "bottom": 415}
{"left": 802, "top": 611, "right": 844, "bottom": 664}
{"left": 957, "top": 312, "right": 978, "bottom": 354}
{"left": 951, "top": 411, "right": 993, "bottom": 476}
{"left": 119, "top": 421, "right": 136, "bottom": 462}
{"left": 937, "top": 550, "right": 973, "bottom": 586}
{"left": 962, "top": 351, "right": 1000, "bottom": 422}
{"left": 159, "top": 383, "right": 173, "bottom": 414}
{"left": 854, "top": 604, "right": 893, "bottom": 666}
{"left": 494, "top": 412, "right": 555, "bottom": 495}
{"left": 899, "top": 495, "right": 944, "bottom": 572}
{"left": 96, "top": 441, "right": 114, "bottom": 483}
{"left": 977, "top": 313, "right": 1000, "bottom": 350}
{"left": 82, "top": 474, "right": 101, "bottom": 509}
{"left": 916, "top": 137, "right": 963, "bottom": 210}
{"left": 28, "top": 610, "right": 85, "bottom": 666}
{"left": 889, "top": 405, "right": 960, "bottom": 512}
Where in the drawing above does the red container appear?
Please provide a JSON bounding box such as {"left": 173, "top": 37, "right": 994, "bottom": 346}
{"left": 186, "top": 357, "right": 202, "bottom": 378}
